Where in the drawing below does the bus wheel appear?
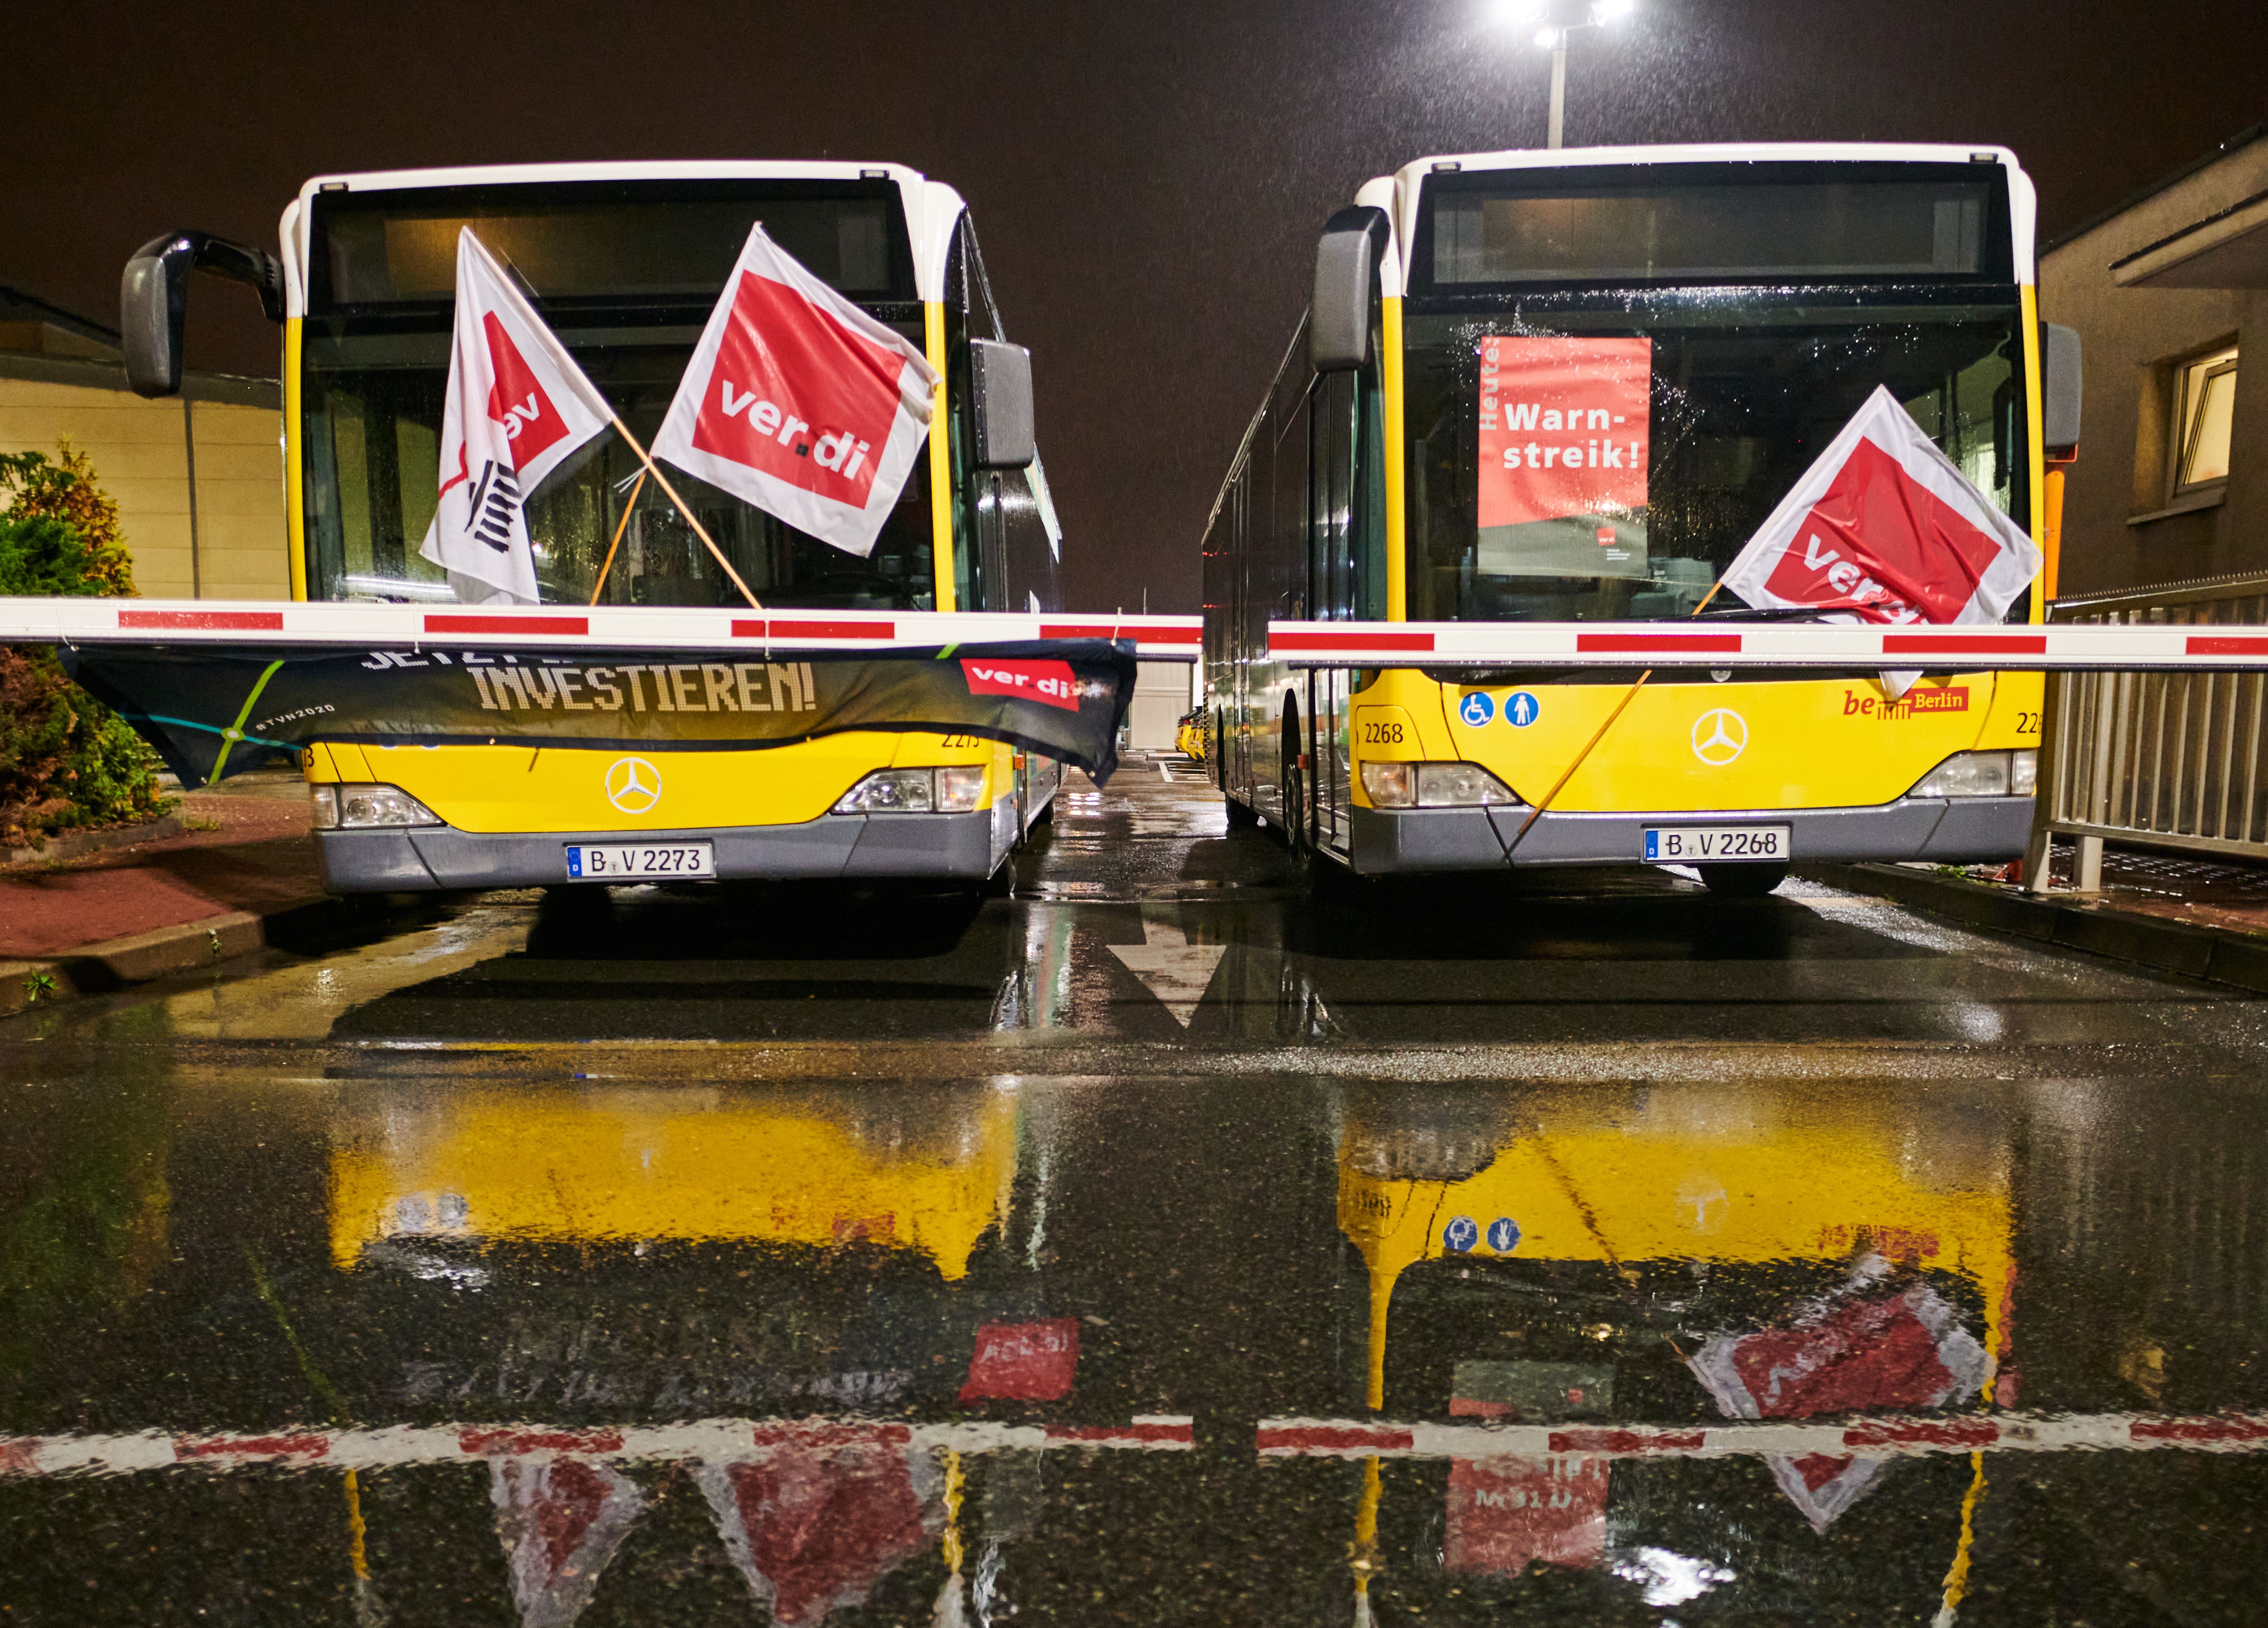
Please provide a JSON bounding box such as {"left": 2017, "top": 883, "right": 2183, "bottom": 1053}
{"left": 1698, "top": 862, "right": 1788, "bottom": 897}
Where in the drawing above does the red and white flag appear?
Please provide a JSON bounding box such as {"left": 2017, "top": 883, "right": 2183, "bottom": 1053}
{"left": 418, "top": 229, "right": 614, "bottom": 604}
{"left": 650, "top": 224, "right": 937, "bottom": 559}
{"left": 1687, "top": 1258, "right": 1989, "bottom": 1533}
{"left": 490, "top": 1456, "right": 646, "bottom": 1627}
{"left": 1720, "top": 386, "right": 2041, "bottom": 696}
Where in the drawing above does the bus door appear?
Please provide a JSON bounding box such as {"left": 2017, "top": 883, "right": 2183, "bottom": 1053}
{"left": 1230, "top": 474, "right": 1255, "bottom": 794}
{"left": 1309, "top": 370, "right": 1361, "bottom": 854}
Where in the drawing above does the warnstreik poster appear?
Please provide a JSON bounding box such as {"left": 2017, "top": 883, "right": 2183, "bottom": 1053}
{"left": 1476, "top": 335, "right": 1652, "bottom": 581}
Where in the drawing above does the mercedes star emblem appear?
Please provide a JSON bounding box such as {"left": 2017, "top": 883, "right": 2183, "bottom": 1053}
{"left": 604, "top": 756, "right": 663, "bottom": 814}
{"left": 1690, "top": 708, "right": 1748, "bottom": 767}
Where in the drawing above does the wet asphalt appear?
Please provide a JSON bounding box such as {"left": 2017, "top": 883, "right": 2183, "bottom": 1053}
{"left": 3, "top": 757, "right": 2267, "bottom": 1625}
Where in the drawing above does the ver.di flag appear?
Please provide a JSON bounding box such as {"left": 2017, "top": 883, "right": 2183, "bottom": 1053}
{"left": 417, "top": 228, "right": 614, "bottom": 604}
{"left": 650, "top": 224, "right": 938, "bottom": 559}
{"left": 1719, "top": 385, "right": 2041, "bottom": 698}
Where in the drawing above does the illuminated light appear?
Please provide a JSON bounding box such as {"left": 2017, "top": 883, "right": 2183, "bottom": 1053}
{"left": 1534, "top": 24, "right": 1563, "bottom": 47}
{"left": 1491, "top": 0, "right": 1548, "bottom": 22}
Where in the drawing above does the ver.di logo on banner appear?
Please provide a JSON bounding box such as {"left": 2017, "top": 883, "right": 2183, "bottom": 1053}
{"left": 961, "top": 657, "right": 1082, "bottom": 712}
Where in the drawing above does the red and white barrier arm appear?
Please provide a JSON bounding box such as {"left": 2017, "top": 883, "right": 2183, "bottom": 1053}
{"left": 0, "top": 598, "right": 1204, "bottom": 662}
{"left": 0, "top": 1414, "right": 1194, "bottom": 1479}
{"left": 1255, "top": 1410, "right": 2268, "bottom": 1462}
{"left": 1268, "top": 619, "right": 2268, "bottom": 673}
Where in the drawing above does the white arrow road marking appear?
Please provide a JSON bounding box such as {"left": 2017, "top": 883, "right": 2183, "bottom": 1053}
{"left": 1107, "top": 908, "right": 1226, "bottom": 1028}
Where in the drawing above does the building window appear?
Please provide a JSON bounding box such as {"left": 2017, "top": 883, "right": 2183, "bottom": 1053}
{"left": 2173, "top": 345, "right": 2237, "bottom": 494}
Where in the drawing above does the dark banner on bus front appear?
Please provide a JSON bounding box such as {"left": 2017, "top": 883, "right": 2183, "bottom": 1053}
{"left": 61, "top": 639, "right": 1137, "bottom": 787}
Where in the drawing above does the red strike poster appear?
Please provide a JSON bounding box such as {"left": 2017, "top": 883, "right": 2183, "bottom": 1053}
{"left": 1477, "top": 335, "right": 1652, "bottom": 536}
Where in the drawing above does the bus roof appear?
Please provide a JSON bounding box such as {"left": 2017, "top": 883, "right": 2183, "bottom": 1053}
{"left": 278, "top": 160, "right": 968, "bottom": 313}
{"left": 1358, "top": 141, "right": 2038, "bottom": 293}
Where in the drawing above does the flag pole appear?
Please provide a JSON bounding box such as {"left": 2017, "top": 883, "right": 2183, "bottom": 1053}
{"left": 607, "top": 416, "right": 764, "bottom": 611}
{"left": 1504, "top": 578, "right": 1724, "bottom": 854}
{"left": 588, "top": 469, "right": 647, "bottom": 608}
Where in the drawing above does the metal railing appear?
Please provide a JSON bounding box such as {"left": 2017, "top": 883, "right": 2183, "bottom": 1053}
{"left": 2030, "top": 571, "right": 2268, "bottom": 889}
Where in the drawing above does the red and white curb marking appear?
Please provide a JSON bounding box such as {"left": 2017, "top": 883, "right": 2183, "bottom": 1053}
{"left": 1256, "top": 1412, "right": 2268, "bottom": 1462}
{"left": 0, "top": 598, "right": 1203, "bottom": 661}
{"left": 0, "top": 1415, "right": 1193, "bottom": 1479}
{"left": 1268, "top": 617, "right": 2268, "bottom": 673}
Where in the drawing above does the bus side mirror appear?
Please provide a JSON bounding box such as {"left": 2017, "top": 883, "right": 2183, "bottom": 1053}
{"left": 969, "top": 338, "right": 1035, "bottom": 468}
{"left": 2042, "top": 322, "right": 2082, "bottom": 458}
{"left": 1311, "top": 206, "right": 1390, "bottom": 373}
{"left": 121, "top": 230, "right": 286, "bottom": 398}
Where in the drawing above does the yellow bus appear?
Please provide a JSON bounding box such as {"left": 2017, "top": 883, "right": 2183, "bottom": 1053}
{"left": 128, "top": 162, "right": 1072, "bottom": 892}
{"left": 1203, "top": 144, "right": 2076, "bottom": 894}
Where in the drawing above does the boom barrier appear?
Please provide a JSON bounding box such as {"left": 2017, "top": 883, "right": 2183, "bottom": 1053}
{"left": 1256, "top": 1410, "right": 2268, "bottom": 1463}
{"left": 0, "top": 598, "right": 1204, "bottom": 661}
{"left": 1267, "top": 619, "right": 2268, "bottom": 673}
{"left": 1, "top": 1415, "right": 1195, "bottom": 1480}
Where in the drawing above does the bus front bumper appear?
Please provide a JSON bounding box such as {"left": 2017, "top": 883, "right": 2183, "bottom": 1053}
{"left": 314, "top": 809, "right": 1007, "bottom": 893}
{"left": 1347, "top": 796, "right": 2032, "bottom": 874}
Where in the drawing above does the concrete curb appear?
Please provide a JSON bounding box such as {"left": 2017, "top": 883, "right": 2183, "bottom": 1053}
{"left": 0, "top": 893, "right": 398, "bottom": 1020}
{"left": 5, "top": 816, "right": 186, "bottom": 868}
{"left": 1797, "top": 861, "right": 2268, "bottom": 995}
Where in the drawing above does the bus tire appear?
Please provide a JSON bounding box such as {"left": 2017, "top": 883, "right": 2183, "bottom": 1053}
{"left": 1698, "top": 862, "right": 1788, "bottom": 897}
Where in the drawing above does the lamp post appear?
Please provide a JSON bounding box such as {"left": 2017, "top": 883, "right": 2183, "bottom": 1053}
{"left": 1504, "top": 0, "right": 1636, "bottom": 149}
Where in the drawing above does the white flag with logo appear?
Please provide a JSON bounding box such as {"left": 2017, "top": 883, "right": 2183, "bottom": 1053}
{"left": 417, "top": 229, "right": 614, "bottom": 604}
{"left": 650, "top": 224, "right": 937, "bottom": 559}
{"left": 1718, "top": 385, "right": 2042, "bottom": 697}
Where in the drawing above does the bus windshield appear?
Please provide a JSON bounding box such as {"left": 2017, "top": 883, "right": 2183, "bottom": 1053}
{"left": 300, "top": 179, "right": 936, "bottom": 609}
{"left": 1403, "top": 164, "right": 2025, "bottom": 624}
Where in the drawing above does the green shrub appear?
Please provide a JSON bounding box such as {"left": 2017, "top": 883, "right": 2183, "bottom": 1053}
{"left": 0, "top": 444, "right": 172, "bottom": 850}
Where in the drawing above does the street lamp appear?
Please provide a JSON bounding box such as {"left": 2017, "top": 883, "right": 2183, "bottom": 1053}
{"left": 1525, "top": 0, "right": 1637, "bottom": 149}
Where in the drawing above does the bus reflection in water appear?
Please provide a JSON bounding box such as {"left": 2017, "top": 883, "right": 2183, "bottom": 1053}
{"left": 1331, "top": 1084, "right": 2012, "bottom": 1615}
{"left": 328, "top": 1083, "right": 1077, "bottom": 1624}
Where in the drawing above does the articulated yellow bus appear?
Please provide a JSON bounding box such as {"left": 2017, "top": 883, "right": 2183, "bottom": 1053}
{"left": 1204, "top": 144, "right": 2074, "bottom": 894}
{"left": 130, "top": 162, "right": 1069, "bottom": 892}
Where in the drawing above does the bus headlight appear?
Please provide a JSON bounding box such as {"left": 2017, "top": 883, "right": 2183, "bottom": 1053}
{"left": 1360, "top": 762, "right": 1415, "bottom": 807}
{"left": 936, "top": 766, "right": 986, "bottom": 812}
{"left": 832, "top": 767, "right": 989, "bottom": 815}
{"left": 1415, "top": 763, "right": 1518, "bottom": 807}
{"left": 834, "top": 768, "right": 935, "bottom": 813}
{"left": 1909, "top": 749, "right": 2037, "bottom": 799}
{"left": 311, "top": 783, "right": 443, "bottom": 829}
{"left": 1360, "top": 762, "right": 1519, "bottom": 808}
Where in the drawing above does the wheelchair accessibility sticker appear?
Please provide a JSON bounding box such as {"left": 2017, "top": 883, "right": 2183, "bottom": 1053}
{"left": 1458, "top": 691, "right": 1495, "bottom": 727}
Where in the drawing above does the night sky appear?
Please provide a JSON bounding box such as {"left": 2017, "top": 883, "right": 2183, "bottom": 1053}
{"left": 6, "top": 1, "right": 2261, "bottom": 613}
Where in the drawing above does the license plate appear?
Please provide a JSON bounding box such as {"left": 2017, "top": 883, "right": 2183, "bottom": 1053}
{"left": 1642, "top": 824, "right": 1790, "bottom": 864}
{"left": 564, "top": 842, "right": 715, "bottom": 881}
